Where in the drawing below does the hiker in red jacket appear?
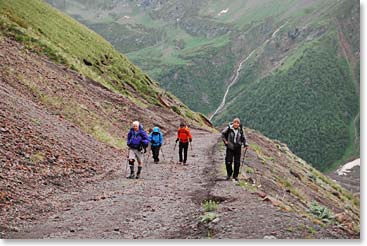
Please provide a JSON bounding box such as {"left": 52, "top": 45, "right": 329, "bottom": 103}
{"left": 176, "top": 122, "right": 192, "bottom": 165}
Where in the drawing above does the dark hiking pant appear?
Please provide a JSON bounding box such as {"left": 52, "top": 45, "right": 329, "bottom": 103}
{"left": 179, "top": 142, "right": 189, "bottom": 163}
{"left": 225, "top": 147, "right": 241, "bottom": 178}
{"left": 151, "top": 145, "right": 160, "bottom": 162}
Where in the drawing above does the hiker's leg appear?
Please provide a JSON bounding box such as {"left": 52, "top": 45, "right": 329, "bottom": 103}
{"left": 151, "top": 146, "right": 155, "bottom": 160}
{"left": 154, "top": 146, "right": 160, "bottom": 162}
{"left": 225, "top": 148, "right": 234, "bottom": 177}
{"left": 233, "top": 148, "right": 241, "bottom": 179}
{"left": 133, "top": 149, "right": 143, "bottom": 167}
{"left": 151, "top": 146, "right": 157, "bottom": 161}
{"left": 134, "top": 149, "right": 143, "bottom": 179}
{"left": 156, "top": 146, "right": 160, "bottom": 162}
{"left": 183, "top": 142, "right": 188, "bottom": 164}
{"left": 179, "top": 142, "right": 183, "bottom": 163}
{"left": 127, "top": 149, "right": 136, "bottom": 178}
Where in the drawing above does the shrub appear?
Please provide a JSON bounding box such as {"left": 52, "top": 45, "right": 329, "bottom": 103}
{"left": 202, "top": 200, "right": 218, "bottom": 212}
{"left": 309, "top": 201, "right": 335, "bottom": 224}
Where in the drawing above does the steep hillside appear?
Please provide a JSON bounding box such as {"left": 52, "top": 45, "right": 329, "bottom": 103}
{"left": 48, "top": 0, "right": 360, "bottom": 171}
{"left": 0, "top": 0, "right": 212, "bottom": 231}
{"left": 0, "top": 0, "right": 211, "bottom": 131}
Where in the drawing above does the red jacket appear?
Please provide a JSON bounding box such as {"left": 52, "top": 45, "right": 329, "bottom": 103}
{"left": 177, "top": 127, "right": 192, "bottom": 143}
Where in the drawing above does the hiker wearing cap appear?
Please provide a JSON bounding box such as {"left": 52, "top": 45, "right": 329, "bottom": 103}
{"left": 149, "top": 127, "right": 163, "bottom": 164}
{"left": 176, "top": 122, "right": 192, "bottom": 165}
{"left": 127, "top": 121, "right": 150, "bottom": 179}
{"left": 221, "top": 118, "right": 249, "bottom": 181}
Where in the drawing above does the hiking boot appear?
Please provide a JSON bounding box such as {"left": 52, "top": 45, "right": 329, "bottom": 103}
{"left": 183, "top": 162, "right": 188, "bottom": 165}
{"left": 226, "top": 176, "right": 231, "bottom": 181}
{"left": 136, "top": 166, "right": 142, "bottom": 179}
{"left": 128, "top": 163, "right": 135, "bottom": 179}
{"left": 178, "top": 161, "right": 182, "bottom": 165}
{"left": 233, "top": 177, "right": 239, "bottom": 182}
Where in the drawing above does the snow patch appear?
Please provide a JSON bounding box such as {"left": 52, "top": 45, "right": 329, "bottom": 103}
{"left": 336, "top": 158, "right": 360, "bottom": 176}
{"left": 217, "top": 8, "right": 229, "bottom": 16}
{"left": 123, "top": 15, "right": 131, "bottom": 19}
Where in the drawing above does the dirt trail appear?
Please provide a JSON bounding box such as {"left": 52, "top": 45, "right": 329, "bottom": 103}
{"left": 4, "top": 128, "right": 355, "bottom": 239}
{"left": 6, "top": 130, "right": 218, "bottom": 239}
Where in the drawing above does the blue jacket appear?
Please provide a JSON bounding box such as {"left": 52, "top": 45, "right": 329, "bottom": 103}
{"left": 149, "top": 127, "right": 163, "bottom": 147}
{"left": 127, "top": 125, "right": 150, "bottom": 150}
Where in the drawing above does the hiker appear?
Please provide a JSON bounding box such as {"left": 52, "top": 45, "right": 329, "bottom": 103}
{"left": 176, "top": 122, "right": 192, "bottom": 165}
{"left": 127, "top": 121, "right": 150, "bottom": 179}
{"left": 221, "top": 118, "right": 249, "bottom": 181}
{"left": 149, "top": 126, "right": 163, "bottom": 164}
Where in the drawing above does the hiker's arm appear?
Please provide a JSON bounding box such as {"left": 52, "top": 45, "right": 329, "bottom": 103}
{"left": 142, "top": 131, "right": 150, "bottom": 141}
{"left": 188, "top": 129, "right": 192, "bottom": 142}
{"left": 242, "top": 129, "right": 249, "bottom": 148}
{"left": 221, "top": 127, "right": 229, "bottom": 144}
{"left": 160, "top": 133, "right": 163, "bottom": 145}
{"left": 127, "top": 131, "right": 132, "bottom": 147}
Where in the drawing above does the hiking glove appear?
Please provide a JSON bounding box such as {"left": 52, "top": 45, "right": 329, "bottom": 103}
{"left": 189, "top": 139, "right": 192, "bottom": 142}
{"left": 175, "top": 138, "right": 179, "bottom": 143}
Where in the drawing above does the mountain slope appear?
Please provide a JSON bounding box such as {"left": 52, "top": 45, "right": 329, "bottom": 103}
{"left": 0, "top": 0, "right": 212, "bottom": 233}
{"left": 0, "top": 0, "right": 359, "bottom": 239}
{"left": 0, "top": 0, "right": 211, "bottom": 131}
{"left": 47, "top": 0, "right": 360, "bottom": 172}
{"left": 214, "top": 0, "right": 359, "bottom": 172}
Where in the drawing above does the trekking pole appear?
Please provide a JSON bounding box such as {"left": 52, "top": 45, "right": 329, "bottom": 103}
{"left": 242, "top": 148, "right": 248, "bottom": 166}
{"left": 144, "top": 150, "right": 150, "bottom": 179}
{"left": 125, "top": 151, "right": 130, "bottom": 177}
{"left": 125, "top": 159, "right": 129, "bottom": 177}
{"left": 160, "top": 147, "right": 165, "bottom": 160}
{"left": 240, "top": 147, "right": 248, "bottom": 179}
{"left": 174, "top": 142, "right": 177, "bottom": 151}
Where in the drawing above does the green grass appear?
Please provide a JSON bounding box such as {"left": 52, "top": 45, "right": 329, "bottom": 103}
{"left": 0, "top": 0, "right": 158, "bottom": 104}
{"left": 199, "top": 212, "right": 218, "bottom": 223}
{"left": 309, "top": 201, "right": 335, "bottom": 224}
{"left": 202, "top": 200, "right": 218, "bottom": 212}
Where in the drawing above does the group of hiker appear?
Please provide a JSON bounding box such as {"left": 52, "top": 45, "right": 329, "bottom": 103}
{"left": 126, "top": 117, "right": 248, "bottom": 182}
{"left": 126, "top": 121, "right": 193, "bottom": 179}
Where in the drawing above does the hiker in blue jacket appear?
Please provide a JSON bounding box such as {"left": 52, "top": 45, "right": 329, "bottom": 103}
{"left": 127, "top": 121, "right": 150, "bottom": 179}
{"left": 149, "top": 127, "right": 163, "bottom": 164}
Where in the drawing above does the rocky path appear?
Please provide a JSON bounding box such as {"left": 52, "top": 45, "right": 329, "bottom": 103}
{"left": 4, "top": 128, "right": 354, "bottom": 239}
{"left": 6, "top": 129, "right": 218, "bottom": 239}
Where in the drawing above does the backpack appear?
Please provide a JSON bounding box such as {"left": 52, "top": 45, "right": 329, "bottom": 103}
{"left": 151, "top": 132, "right": 161, "bottom": 145}
{"left": 178, "top": 128, "right": 190, "bottom": 142}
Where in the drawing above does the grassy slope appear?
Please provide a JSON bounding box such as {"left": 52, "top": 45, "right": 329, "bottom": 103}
{"left": 0, "top": 0, "right": 212, "bottom": 142}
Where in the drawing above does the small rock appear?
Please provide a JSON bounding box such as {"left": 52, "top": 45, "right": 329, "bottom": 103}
{"left": 263, "top": 235, "right": 277, "bottom": 239}
{"left": 211, "top": 218, "right": 220, "bottom": 224}
{"left": 254, "top": 191, "right": 267, "bottom": 198}
{"left": 114, "top": 228, "right": 120, "bottom": 232}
